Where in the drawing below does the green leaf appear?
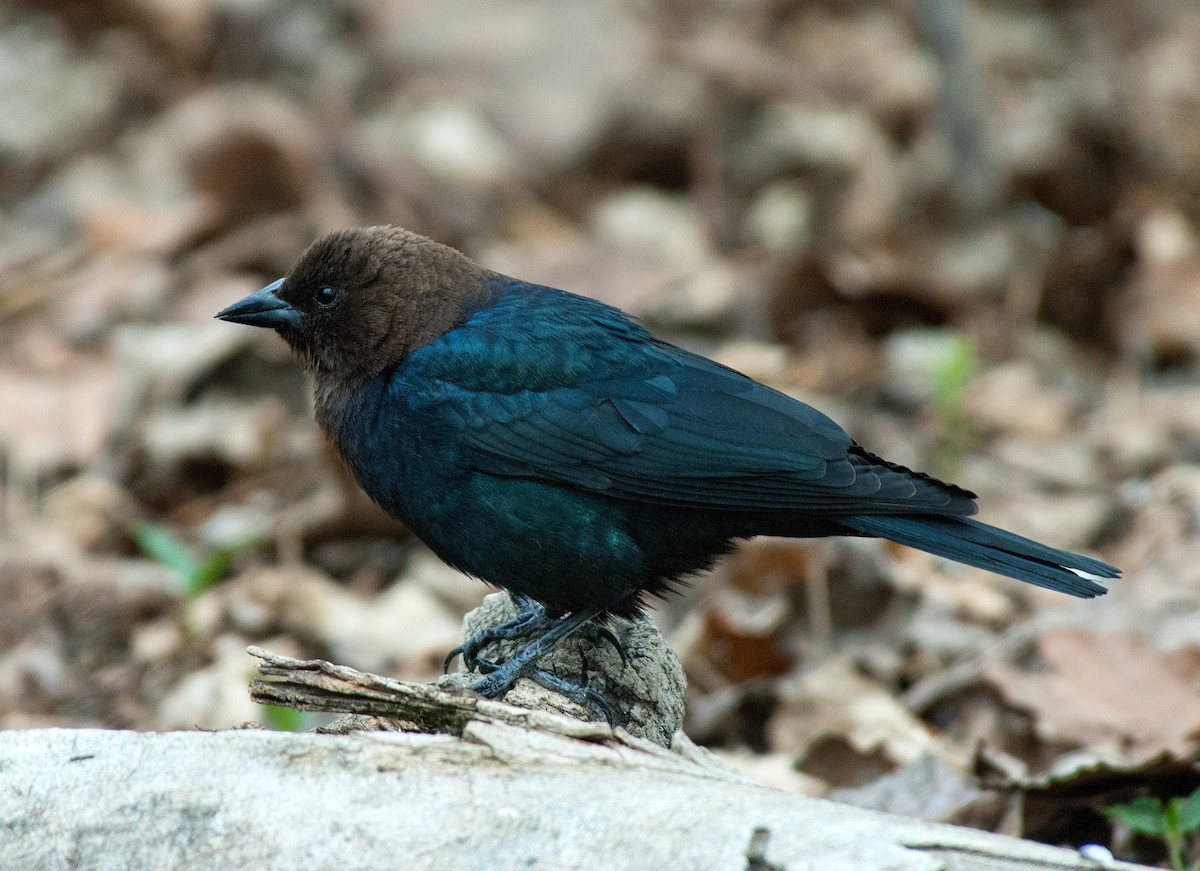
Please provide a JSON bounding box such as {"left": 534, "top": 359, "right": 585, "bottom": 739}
{"left": 1106, "top": 796, "right": 1170, "bottom": 836}
{"left": 261, "top": 705, "right": 303, "bottom": 732}
{"left": 186, "top": 546, "right": 238, "bottom": 597}
{"left": 134, "top": 523, "right": 198, "bottom": 581}
{"left": 932, "top": 335, "right": 979, "bottom": 415}
{"left": 135, "top": 524, "right": 256, "bottom": 598}
{"left": 1176, "top": 786, "right": 1200, "bottom": 833}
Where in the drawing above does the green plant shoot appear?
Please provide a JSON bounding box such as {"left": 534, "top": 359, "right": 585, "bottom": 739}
{"left": 1106, "top": 786, "right": 1200, "bottom": 870}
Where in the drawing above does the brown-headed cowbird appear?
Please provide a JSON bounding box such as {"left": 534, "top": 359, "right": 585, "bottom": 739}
{"left": 217, "top": 226, "right": 1118, "bottom": 715}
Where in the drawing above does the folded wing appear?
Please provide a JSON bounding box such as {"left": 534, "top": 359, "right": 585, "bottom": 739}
{"left": 416, "top": 294, "right": 977, "bottom": 517}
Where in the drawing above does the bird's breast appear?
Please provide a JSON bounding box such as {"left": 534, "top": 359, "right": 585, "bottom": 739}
{"left": 316, "top": 370, "right": 465, "bottom": 525}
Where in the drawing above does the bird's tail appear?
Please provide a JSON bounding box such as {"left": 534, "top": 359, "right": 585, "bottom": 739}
{"left": 838, "top": 515, "right": 1118, "bottom": 598}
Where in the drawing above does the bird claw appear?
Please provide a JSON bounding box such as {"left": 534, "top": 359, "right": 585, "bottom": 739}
{"left": 529, "top": 668, "right": 614, "bottom": 724}
{"left": 443, "top": 595, "right": 546, "bottom": 673}
{"left": 446, "top": 594, "right": 627, "bottom": 674}
{"left": 464, "top": 604, "right": 614, "bottom": 724}
{"left": 471, "top": 665, "right": 613, "bottom": 725}
{"left": 583, "top": 623, "right": 627, "bottom": 667}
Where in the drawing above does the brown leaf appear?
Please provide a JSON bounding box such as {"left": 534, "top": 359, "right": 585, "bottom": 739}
{"left": 699, "top": 591, "right": 794, "bottom": 683}
{"left": 769, "top": 658, "right": 941, "bottom": 785}
{"left": 987, "top": 628, "right": 1200, "bottom": 761}
{"left": 831, "top": 752, "right": 1008, "bottom": 829}
{"left": 0, "top": 363, "right": 119, "bottom": 472}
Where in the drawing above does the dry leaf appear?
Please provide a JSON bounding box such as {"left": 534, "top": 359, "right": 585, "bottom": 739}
{"left": 769, "top": 658, "right": 941, "bottom": 787}
{"left": 987, "top": 628, "right": 1200, "bottom": 761}
{"left": 0, "top": 363, "right": 118, "bottom": 472}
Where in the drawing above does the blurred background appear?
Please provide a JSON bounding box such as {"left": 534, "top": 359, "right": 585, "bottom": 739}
{"left": 2, "top": 0, "right": 1199, "bottom": 862}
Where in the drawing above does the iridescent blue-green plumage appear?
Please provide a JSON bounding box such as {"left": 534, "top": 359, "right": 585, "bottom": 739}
{"left": 315, "top": 273, "right": 1113, "bottom": 617}
{"left": 216, "top": 226, "right": 1118, "bottom": 708}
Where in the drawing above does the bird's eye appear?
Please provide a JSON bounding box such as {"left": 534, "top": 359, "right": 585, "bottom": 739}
{"left": 314, "top": 286, "right": 341, "bottom": 309}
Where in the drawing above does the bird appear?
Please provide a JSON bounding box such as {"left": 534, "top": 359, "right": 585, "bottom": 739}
{"left": 216, "top": 225, "right": 1119, "bottom": 717}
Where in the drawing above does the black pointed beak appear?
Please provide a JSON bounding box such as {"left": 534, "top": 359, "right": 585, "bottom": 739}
{"left": 215, "top": 278, "right": 301, "bottom": 330}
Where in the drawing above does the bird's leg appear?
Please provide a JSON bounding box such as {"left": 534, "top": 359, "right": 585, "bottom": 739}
{"left": 445, "top": 594, "right": 626, "bottom": 673}
{"left": 443, "top": 594, "right": 545, "bottom": 673}
{"left": 470, "top": 607, "right": 610, "bottom": 718}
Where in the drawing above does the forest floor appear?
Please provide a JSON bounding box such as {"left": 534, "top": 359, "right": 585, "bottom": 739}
{"left": 3, "top": 1, "right": 1200, "bottom": 865}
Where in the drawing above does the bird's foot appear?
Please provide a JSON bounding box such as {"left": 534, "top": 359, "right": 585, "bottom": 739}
{"left": 468, "top": 607, "right": 613, "bottom": 722}
{"left": 446, "top": 594, "right": 626, "bottom": 673}
{"left": 444, "top": 594, "right": 545, "bottom": 673}
{"left": 518, "top": 668, "right": 614, "bottom": 724}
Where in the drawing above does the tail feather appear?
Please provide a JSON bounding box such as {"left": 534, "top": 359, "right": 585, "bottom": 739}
{"left": 838, "top": 515, "right": 1119, "bottom": 598}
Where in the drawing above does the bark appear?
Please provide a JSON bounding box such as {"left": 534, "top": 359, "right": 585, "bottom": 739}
{"left": 1, "top": 694, "right": 1147, "bottom": 870}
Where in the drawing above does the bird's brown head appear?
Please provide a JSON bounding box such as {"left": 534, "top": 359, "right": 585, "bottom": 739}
{"left": 216, "top": 226, "right": 490, "bottom": 396}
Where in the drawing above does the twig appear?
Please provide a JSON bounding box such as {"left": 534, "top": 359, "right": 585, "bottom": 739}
{"left": 246, "top": 646, "right": 614, "bottom": 741}
{"left": 917, "top": 0, "right": 1002, "bottom": 219}
{"left": 900, "top": 623, "right": 1041, "bottom": 714}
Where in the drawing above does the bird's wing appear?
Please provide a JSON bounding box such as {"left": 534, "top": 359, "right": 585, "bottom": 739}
{"left": 406, "top": 285, "right": 976, "bottom": 516}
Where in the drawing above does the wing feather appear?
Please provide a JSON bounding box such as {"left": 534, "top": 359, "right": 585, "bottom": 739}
{"left": 407, "top": 282, "right": 976, "bottom": 516}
